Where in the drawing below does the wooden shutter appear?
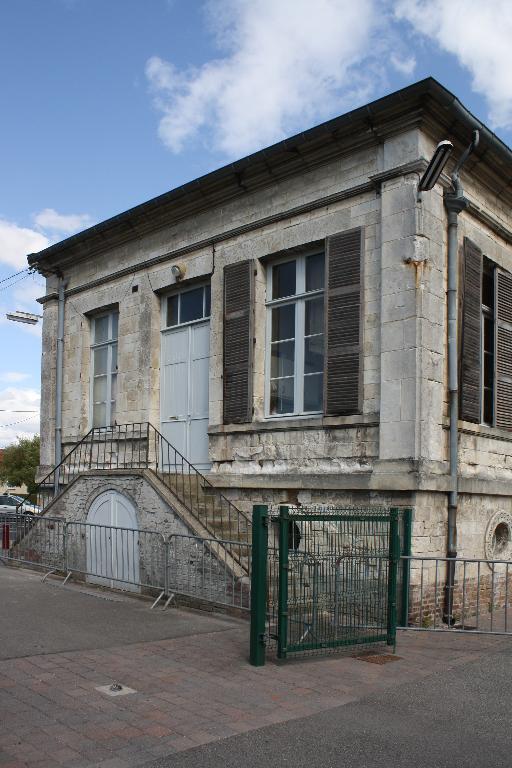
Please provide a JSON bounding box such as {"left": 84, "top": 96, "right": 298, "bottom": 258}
{"left": 324, "top": 228, "right": 363, "bottom": 416}
{"left": 223, "top": 260, "right": 254, "bottom": 424}
{"left": 460, "top": 238, "right": 482, "bottom": 423}
{"left": 496, "top": 269, "right": 512, "bottom": 430}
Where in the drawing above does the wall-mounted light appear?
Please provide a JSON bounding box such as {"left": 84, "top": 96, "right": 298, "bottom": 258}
{"left": 418, "top": 140, "right": 454, "bottom": 195}
{"left": 171, "top": 264, "right": 184, "bottom": 281}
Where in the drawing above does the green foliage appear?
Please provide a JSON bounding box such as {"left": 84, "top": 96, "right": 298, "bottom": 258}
{"left": 0, "top": 435, "right": 40, "bottom": 495}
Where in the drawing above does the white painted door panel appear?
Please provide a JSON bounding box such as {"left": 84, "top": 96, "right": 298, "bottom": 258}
{"left": 161, "top": 319, "right": 210, "bottom": 470}
{"left": 86, "top": 491, "right": 140, "bottom": 592}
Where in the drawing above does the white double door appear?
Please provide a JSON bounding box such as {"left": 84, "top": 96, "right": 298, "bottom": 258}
{"left": 160, "top": 320, "right": 210, "bottom": 470}
{"left": 86, "top": 490, "right": 140, "bottom": 592}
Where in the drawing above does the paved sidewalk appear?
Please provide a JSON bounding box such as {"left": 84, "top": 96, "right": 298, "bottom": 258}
{"left": 0, "top": 566, "right": 508, "bottom": 767}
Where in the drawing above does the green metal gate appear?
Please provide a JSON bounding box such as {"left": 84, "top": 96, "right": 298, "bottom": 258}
{"left": 250, "top": 505, "right": 412, "bottom": 665}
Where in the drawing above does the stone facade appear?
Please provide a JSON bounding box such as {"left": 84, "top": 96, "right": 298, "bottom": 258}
{"left": 30, "top": 80, "right": 512, "bottom": 569}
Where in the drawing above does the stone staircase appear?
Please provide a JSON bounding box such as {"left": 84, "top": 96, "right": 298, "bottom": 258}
{"left": 20, "top": 423, "right": 251, "bottom": 558}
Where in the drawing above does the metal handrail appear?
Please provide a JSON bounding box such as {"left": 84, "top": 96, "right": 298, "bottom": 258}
{"left": 19, "top": 422, "right": 251, "bottom": 551}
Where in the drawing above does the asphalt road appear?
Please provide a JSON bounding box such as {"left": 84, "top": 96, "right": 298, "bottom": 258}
{"left": 147, "top": 641, "right": 512, "bottom": 768}
{"left": 0, "top": 564, "right": 242, "bottom": 659}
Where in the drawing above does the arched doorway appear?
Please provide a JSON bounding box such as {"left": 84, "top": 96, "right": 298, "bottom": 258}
{"left": 86, "top": 490, "right": 140, "bottom": 592}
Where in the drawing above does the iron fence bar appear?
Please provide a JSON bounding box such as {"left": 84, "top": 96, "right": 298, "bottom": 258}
{"left": 250, "top": 505, "right": 268, "bottom": 667}
{"left": 386, "top": 508, "right": 399, "bottom": 648}
{"left": 400, "top": 508, "right": 413, "bottom": 627}
{"left": 277, "top": 506, "right": 289, "bottom": 660}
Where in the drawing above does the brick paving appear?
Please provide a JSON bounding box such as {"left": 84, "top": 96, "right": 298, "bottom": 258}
{"left": 0, "top": 567, "right": 508, "bottom": 767}
{"left": 0, "top": 624, "right": 506, "bottom": 768}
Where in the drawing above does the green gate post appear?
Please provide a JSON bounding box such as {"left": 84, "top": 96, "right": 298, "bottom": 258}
{"left": 250, "top": 505, "right": 268, "bottom": 667}
{"left": 277, "top": 506, "right": 290, "bottom": 659}
{"left": 387, "top": 508, "right": 400, "bottom": 649}
{"left": 400, "top": 508, "right": 413, "bottom": 627}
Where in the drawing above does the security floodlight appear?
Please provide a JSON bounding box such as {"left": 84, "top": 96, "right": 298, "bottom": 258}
{"left": 418, "top": 140, "right": 454, "bottom": 193}
{"left": 6, "top": 310, "right": 42, "bottom": 325}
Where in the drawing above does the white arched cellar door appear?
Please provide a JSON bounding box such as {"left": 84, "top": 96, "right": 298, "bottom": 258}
{"left": 86, "top": 490, "right": 140, "bottom": 592}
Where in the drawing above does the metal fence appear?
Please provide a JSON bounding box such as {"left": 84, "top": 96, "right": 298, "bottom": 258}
{"left": 400, "top": 555, "right": 512, "bottom": 635}
{"left": 250, "top": 505, "right": 411, "bottom": 665}
{"left": 0, "top": 512, "right": 249, "bottom": 612}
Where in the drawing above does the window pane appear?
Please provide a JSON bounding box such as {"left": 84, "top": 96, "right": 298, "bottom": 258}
{"left": 111, "top": 374, "right": 117, "bottom": 401}
{"left": 304, "top": 335, "right": 324, "bottom": 374}
{"left": 204, "top": 285, "right": 211, "bottom": 317}
{"left": 304, "top": 373, "right": 323, "bottom": 411}
{"left": 167, "top": 295, "right": 179, "bottom": 327}
{"left": 110, "top": 400, "right": 116, "bottom": 426}
{"left": 180, "top": 287, "right": 204, "bottom": 323}
{"left": 271, "top": 340, "right": 295, "bottom": 378}
{"left": 93, "top": 375, "right": 107, "bottom": 402}
{"left": 270, "top": 377, "right": 294, "bottom": 415}
{"left": 111, "top": 312, "right": 119, "bottom": 340}
{"left": 271, "top": 304, "right": 295, "bottom": 341}
{"left": 272, "top": 261, "right": 296, "bottom": 299}
{"left": 305, "top": 297, "right": 324, "bottom": 336}
{"left": 93, "top": 403, "right": 107, "bottom": 428}
{"left": 94, "top": 315, "right": 109, "bottom": 344}
{"left": 94, "top": 347, "right": 108, "bottom": 375}
{"left": 306, "top": 253, "right": 325, "bottom": 292}
{"left": 111, "top": 343, "right": 118, "bottom": 372}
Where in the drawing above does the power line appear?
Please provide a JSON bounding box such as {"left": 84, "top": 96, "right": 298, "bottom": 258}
{"left": 0, "top": 272, "right": 32, "bottom": 293}
{"left": 0, "top": 410, "right": 39, "bottom": 413}
{"left": 0, "top": 414, "right": 38, "bottom": 429}
{"left": 0, "top": 267, "right": 30, "bottom": 286}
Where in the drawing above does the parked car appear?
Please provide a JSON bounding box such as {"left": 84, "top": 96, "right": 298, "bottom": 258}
{"left": 0, "top": 495, "right": 41, "bottom": 515}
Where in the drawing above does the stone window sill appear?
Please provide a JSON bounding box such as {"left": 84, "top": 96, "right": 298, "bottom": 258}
{"left": 442, "top": 417, "right": 512, "bottom": 443}
{"left": 209, "top": 413, "right": 379, "bottom": 436}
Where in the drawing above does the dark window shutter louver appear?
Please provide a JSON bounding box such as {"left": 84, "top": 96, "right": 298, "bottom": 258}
{"left": 324, "top": 228, "right": 363, "bottom": 416}
{"left": 496, "top": 269, "right": 512, "bottom": 430}
{"left": 223, "top": 260, "right": 254, "bottom": 424}
{"left": 460, "top": 238, "right": 483, "bottom": 423}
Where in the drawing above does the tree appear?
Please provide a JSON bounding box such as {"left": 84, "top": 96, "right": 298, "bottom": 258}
{"left": 0, "top": 435, "right": 40, "bottom": 495}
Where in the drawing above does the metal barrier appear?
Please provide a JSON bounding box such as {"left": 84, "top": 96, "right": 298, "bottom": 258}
{"left": 167, "top": 534, "right": 251, "bottom": 611}
{"left": 65, "top": 522, "right": 167, "bottom": 594}
{"left": 0, "top": 513, "right": 66, "bottom": 571}
{"left": 0, "top": 512, "right": 248, "bottom": 612}
{"left": 400, "top": 555, "right": 512, "bottom": 635}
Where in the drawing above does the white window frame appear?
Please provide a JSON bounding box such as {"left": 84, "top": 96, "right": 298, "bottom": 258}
{"left": 265, "top": 251, "right": 324, "bottom": 418}
{"left": 161, "top": 283, "right": 211, "bottom": 330}
{"left": 90, "top": 311, "right": 118, "bottom": 428}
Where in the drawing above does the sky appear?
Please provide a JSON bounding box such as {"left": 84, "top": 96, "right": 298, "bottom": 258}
{"left": 1, "top": 0, "right": 512, "bottom": 447}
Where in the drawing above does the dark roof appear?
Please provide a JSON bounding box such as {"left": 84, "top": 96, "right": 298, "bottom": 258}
{"left": 28, "top": 77, "right": 512, "bottom": 273}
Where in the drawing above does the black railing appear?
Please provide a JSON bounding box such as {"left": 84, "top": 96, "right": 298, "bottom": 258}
{"left": 148, "top": 423, "right": 251, "bottom": 544}
{"left": 19, "top": 423, "right": 251, "bottom": 548}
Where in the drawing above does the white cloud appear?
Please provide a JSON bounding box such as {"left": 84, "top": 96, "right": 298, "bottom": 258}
{"left": 146, "top": 0, "right": 390, "bottom": 157}
{"left": 390, "top": 53, "right": 416, "bottom": 76}
{"left": 0, "top": 387, "right": 40, "bottom": 448}
{"left": 0, "top": 219, "right": 49, "bottom": 270}
{"left": 33, "top": 208, "right": 94, "bottom": 235}
{"left": 0, "top": 373, "right": 30, "bottom": 384}
{"left": 395, "top": 0, "right": 512, "bottom": 129}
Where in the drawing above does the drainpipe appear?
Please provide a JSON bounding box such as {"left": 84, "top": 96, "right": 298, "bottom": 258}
{"left": 443, "top": 130, "right": 479, "bottom": 624}
{"left": 54, "top": 276, "right": 67, "bottom": 493}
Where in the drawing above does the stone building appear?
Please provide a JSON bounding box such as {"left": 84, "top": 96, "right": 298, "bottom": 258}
{"left": 28, "top": 78, "right": 512, "bottom": 571}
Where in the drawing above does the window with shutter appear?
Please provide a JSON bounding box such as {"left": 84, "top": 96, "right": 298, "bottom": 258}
{"left": 223, "top": 260, "right": 254, "bottom": 424}
{"left": 460, "top": 238, "right": 483, "bottom": 423}
{"left": 264, "top": 251, "right": 325, "bottom": 416}
{"left": 324, "top": 228, "right": 363, "bottom": 416}
{"left": 496, "top": 269, "right": 512, "bottom": 430}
